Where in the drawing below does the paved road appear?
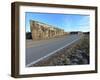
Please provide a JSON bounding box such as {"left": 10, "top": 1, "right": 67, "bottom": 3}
{"left": 26, "top": 34, "right": 82, "bottom": 66}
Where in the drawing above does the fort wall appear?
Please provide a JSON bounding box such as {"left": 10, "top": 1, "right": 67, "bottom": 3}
{"left": 30, "top": 20, "right": 65, "bottom": 40}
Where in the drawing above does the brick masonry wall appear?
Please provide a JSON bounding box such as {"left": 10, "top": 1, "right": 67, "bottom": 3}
{"left": 30, "top": 20, "right": 65, "bottom": 40}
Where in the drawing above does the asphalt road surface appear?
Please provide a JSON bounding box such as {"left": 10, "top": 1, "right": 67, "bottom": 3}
{"left": 26, "top": 34, "right": 82, "bottom": 66}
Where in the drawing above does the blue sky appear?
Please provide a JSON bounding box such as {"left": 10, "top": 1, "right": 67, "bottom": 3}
{"left": 25, "top": 12, "right": 90, "bottom": 32}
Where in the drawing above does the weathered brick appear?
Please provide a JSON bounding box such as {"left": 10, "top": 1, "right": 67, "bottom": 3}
{"left": 30, "top": 20, "right": 65, "bottom": 40}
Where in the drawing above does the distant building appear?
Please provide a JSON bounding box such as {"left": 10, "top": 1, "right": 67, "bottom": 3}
{"left": 30, "top": 20, "right": 65, "bottom": 40}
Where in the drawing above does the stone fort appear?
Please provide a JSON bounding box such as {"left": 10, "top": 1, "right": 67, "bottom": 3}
{"left": 30, "top": 20, "right": 66, "bottom": 40}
